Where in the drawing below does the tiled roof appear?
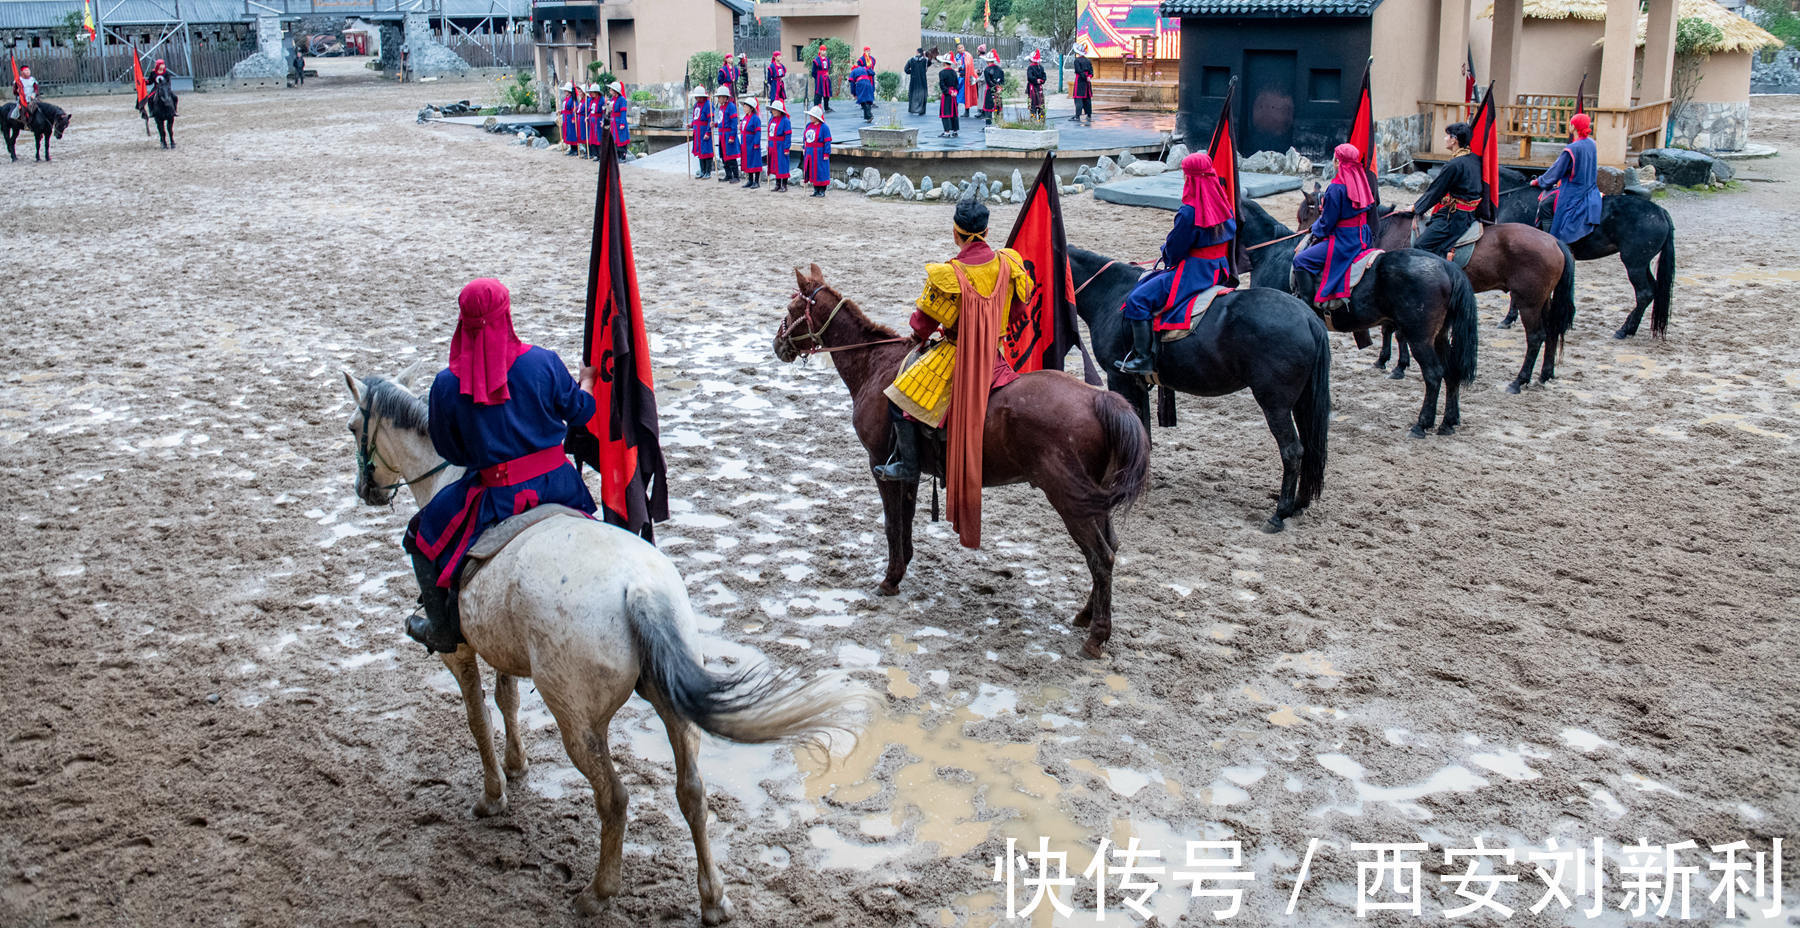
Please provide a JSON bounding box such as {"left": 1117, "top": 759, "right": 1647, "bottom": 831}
{"left": 1161, "top": 0, "right": 1381, "bottom": 16}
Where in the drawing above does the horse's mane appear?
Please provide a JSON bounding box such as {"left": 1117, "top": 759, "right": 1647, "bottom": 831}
{"left": 363, "top": 376, "right": 429, "bottom": 434}
{"left": 822, "top": 286, "right": 900, "bottom": 340}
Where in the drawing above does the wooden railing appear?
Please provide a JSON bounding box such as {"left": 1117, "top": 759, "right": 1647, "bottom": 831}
{"left": 1421, "top": 96, "right": 1670, "bottom": 164}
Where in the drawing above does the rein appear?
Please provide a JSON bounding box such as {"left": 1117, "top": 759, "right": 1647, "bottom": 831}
{"left": 1073, "top": 258, "right": 1155, "bottom": 296}
{"left": 780, "top": 284, "right": 908, "bottom": 357}
{"left": 355, "top": 396, "right": 449, "bottom": 503}
{"left": 1247, "top": 229, "right": 1308, "bottom": 252}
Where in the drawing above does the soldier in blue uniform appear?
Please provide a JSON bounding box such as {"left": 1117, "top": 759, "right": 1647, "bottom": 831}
{"left": 1532, "top": 112, "right": 1601, "bottom": 243}
{"left": 1115, "top": 152, "right": 1237, "bottom": 374}
{"left": 1293, "top": 143, "right": 1379, "bottom": 308}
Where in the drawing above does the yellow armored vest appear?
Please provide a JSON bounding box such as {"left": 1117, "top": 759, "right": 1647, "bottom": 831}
{"left": 884, "top": 249, "right": 1032, "bottom": 427}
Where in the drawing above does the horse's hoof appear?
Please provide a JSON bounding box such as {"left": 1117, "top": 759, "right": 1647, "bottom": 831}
{"left": 504, "top": 759, "right": 529, "bottom": 782}
{"left": 471, "top": 793, "right": 509, "bottom": 818}
{"left": 1437, "top": 423, "right": 1457, "bottom": 436}
{"left": 1373, "top": 361, "right": 1388, "bottom": 371}
{"left": 877, "top": 580, "right": 900, "bottom": 597}
{"left": 1388, "top": 368, "right": 1407, "bottom": 381}
{"left": 1506, "top": 381, "right": 1523, "bottom": 394}
{"left": 1497, "top": 319, "right": 1515, "bottom": 329}
{"left": 1081, "top": 638, "right": 1106, "bottom": 659}
{"left": 1409, "top": 425, "right": 1429, "bottom": 439}
{"left": 702, "top": 896, "right": 736, "bottom": 925}
{"left": 1263, "top": 516, "right": 1286, "bottom": 533}
{"left": 1613, "top": 328, "right": 1635, "bottom": 340}
{"left": 574, "top": 888, "right": 609, "bottom": 916}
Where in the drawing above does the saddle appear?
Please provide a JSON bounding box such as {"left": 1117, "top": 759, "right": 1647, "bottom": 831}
{"left": 1159, "top": 285, "right": 1233, "bottom": 342}
{"left": 459, "top": 504, "right": 592, "bottom": 585}
{"left": 1411, "top": 218, "right": 1481, "bottom": 268}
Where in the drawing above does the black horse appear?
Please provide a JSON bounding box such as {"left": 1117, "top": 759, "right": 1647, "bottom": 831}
{"left": 1239, "top": 197, "right": 1479, "bottom": 438}
{"left": 1070, "top": 246, "right": 1331, "bottom": 532}
{"left": 3, "top": 101, "right": 71, "bottom": 162}
{"left": 141, "top": 79, "right": 177, "bottom": 149}
{"left": 1496, "top": 166, "right": 1675, "bottom": 339}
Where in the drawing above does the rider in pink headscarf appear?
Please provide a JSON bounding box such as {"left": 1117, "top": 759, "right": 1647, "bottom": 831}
{"left": 402, "top": 279, "right": 600, "bottom": 653}
{"left": 1115, "top": 152, "right": 1238, "bottom": 375}
{"left": 1294, "top": 143, "right": 1380, "bottom": 307}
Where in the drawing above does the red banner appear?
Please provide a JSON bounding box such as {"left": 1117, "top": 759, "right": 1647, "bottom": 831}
{"left": 1469, "top": 80, "right": 1499, "bottom": 222}
{"left": 1208, "top": 77, "right": 1244, "bottom": 277}
{"left": 1348, "top": 61, "right": 1376, "bottom": 175}
{"left": 566, "top": 131, "right": 668, "bottom": 541}
{"left": 1002, "top": 154, "right": 1081, "bottom": 377}
{"left": 132, "top": 46, "right": 147, "bottom": 103}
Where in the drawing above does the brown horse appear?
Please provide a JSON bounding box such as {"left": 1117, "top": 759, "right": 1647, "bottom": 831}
{"left": 773, "top": 264, "right": 1150, "bottom": 658}
{"left": 1300, "top": 187, "right": 1577, "bottom": 394}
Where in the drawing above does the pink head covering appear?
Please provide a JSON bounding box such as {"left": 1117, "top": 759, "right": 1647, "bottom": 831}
{"left": 1570, "top": 112, "right": 1591, "bottom": 139}
{"left": 1331, "top": 143, "right": 1375, "bottom": 209}
{"left": 448, "top": 278, "right": 527, "bottom": 405}
{"left": 1180, "top": 152, "right": 1232, "bottom": 227}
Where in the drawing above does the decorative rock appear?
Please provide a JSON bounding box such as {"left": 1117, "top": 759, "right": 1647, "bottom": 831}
{"left": 1124, "top": 159, "right": 1167, "bottom": 176}
{"left": 1164, "top": 143, "right": 1189, "bottom": 168}
{"left": 1092, "top": 156, "right": 1118, "bottom": 184}
{"left": 1281, "top": 147, "right": 1312, "bottom": 175}
{"left": 989, "top": 192, "right": 1004, "bottom": 203}
{"left": 1241, "top": 150, "right": 1282, "bottom": 173}
{"left": 920, "top": 175, "right": 933, "bottom": 194}
{"left": 925, "top": 186, "right": 944, "bottom": 200}
{"left": 943, "top": 180, "right": 959, "bottom": 198}
{"left": 850, "top": 179, "right": 863, "bottom": 191}
{"left": 1010, "top": 169, "right": 1024, "bottom": 198}
{"left": 977, "top": 182, "right": 990, "bottom": 201}
{"left": 863, "top": 167, "right": 881, "bottom": 191}
{"left": 1596, "top": 165, "right": 1629, "bottom": 197}
{"left": 882, "top": 173, "right": 915, "bottom": 198}
{"left": 1075, "top": 165, "right": 1091, "bottom": 182}
{"left": 971, "top": 171, "right": 989, "bottom": 189}
{"left": 831, "top": 179, "right": 848, "bottom": 189}
{"left": 1637, "top": 148, "right": 1717, "bottom": 188}
{"left": 1711, "top": 158, "right": 1735, "bottom": 183}
{"left": 1062, "top": 184, "right": 1081, "bottom": 194}
{"left": 1400, "top": 171, "right": 1432, "bottom": 192}
{"left": 533, "top": 137, "right": 549, "bottom": 150}
{"left": 1118, "top": 149, "right": 1137, "bottom": 167}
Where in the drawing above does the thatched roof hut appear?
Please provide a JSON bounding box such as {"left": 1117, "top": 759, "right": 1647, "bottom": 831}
{"left": 1478, "top": 0, "right": 1780, "bottom": 51}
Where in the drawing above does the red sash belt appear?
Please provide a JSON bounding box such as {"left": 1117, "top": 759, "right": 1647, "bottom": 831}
{"left": 1337, "top": 214, "right": 1368, "bottom": 227}
{"left": 417, "top": 445, "right": 570, "bottom": 583}
{"left": 1188, "top": 242, "right": 1229, "bottom": 260}
{"left": 1434, "top": 197, "right": 1480, "bottom": 215}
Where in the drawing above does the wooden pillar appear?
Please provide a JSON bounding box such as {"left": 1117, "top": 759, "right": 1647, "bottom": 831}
{"left": 1596, "top": 0, "right": 1638, "bottom": 165}
{"left": 1490, "top": 0, "right": 1524, "bottom": 108}
{"left": 1432, "top": 0, "right": 1470, "bottom": 153}
{"left": 1642, "top": 0, "right": 1677, "bottom": 104}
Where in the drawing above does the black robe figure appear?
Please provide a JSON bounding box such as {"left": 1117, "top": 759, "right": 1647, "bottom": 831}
{"left": 937, "top": 61, "right": 961, "bottom": 137}
{"left": 982, "top": 62, "right": 1004, "bottom": 124}
{"left": 1412, "top": 122, "right": 1485, "bottom": 257}
{"left": 904, "top": 50, "right": 930, "bottom": 116}
{"left": 1026, "top": 60, "right": 1047, "bottom": 118}
{"left": 1070, "top": 53, "right": 1094, "bottom": 122}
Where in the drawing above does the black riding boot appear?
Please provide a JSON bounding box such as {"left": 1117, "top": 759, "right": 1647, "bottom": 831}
{"left": 871, "top": 409, "right": 922, "bottom": 482}
{"left": 403, "top": 526, "right": 463, "bottom": 654}
{"left": 1115, "top": 318, "right": 1156, "bottom": 375}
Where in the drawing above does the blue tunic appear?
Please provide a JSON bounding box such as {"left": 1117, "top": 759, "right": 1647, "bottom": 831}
{"left": 610, "top": 97, "right": 630, "bottom": 145}
{"left": 560, "top": 95, "right": 578, "bottom": 145}
{"left": 768, "top": 115, "right": 791, "bottom": 178}
{"left": 741, "top": 111, "right": 764, "bottom": 171}
{"left": 718, "top": 100, "right": 741, "bottom": 160}
{"left": 415, "top": 346, "right": 597, "bottom": 586}
{"left": 803, "top": 121, "right": 831, "bottom": 186}
{"left": 691, "top": 98, "right": 714, "bottom": 158}
{"left": 1293, "top": 182, "right": 1376, "bottom": 301}
{"left": 849, "top": 66, "right": 875, "bottom": 104}
{"left": 1122, "top": 205, "right": 1236, "bottom": 328}
{"left": 1538, "top": 136, "right": 1601, "bottom": 244}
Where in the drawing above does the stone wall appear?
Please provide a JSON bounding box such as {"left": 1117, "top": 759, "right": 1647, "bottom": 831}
{"left": 1668, "top": 100, "right": 1749, "bottom": 152}
{"left": 1750, "top": 46, "right": 1800, "bottom": 94}
{"left": 401, "top": 12, "right": 470, "bottom": 79}
{"left": 1373, "top": 112, "right": 1430, "bottom": 173}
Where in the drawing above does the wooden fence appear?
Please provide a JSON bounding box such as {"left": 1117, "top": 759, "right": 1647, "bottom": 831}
{"left": 443, "top": 32, "right": 533, "bottom": 70}
{"left": 8, "top": 38, "right": 254, "bottom": 87}
{"left": 921, "top": 29, "right": 1024, "bottom": 61}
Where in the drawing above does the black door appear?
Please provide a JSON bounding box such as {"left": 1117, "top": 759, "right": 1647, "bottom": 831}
{"left": 1242, "top": 50, "right": 1296, "bottom": 154}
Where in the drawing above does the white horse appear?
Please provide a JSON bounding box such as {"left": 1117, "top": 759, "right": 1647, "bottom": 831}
{"left": 341, "top": 370, "right": 861, "bottom": 923}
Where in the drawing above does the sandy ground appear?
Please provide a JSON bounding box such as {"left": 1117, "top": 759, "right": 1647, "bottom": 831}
{"left": 2, "top": 64, "right": 1796, "bottom": 928}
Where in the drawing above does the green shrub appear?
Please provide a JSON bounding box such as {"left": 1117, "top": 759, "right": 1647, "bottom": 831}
{"left": 630, "top": 89, "right": 655, "bottom": 103}
{"left": 805, "top": 38, "right": 856, "bottom": 86}
{"left": 876, "top": 70, "right": 902, "bottom": 100}
{"left": 501, "top": 71, "right": 537, "bottom": 110}
{"left": 687, "top": 51, "right": 726, "bottom": 89}
{"left": 584, "top": 61, "right": 617, "bottom": 86}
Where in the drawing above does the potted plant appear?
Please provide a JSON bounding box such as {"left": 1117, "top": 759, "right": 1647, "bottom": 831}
{"left": 859, "top": 102, "right": 918, "bottom": 149}
{"left": 985, "top": 107, "right": 1058, "bottom": 150}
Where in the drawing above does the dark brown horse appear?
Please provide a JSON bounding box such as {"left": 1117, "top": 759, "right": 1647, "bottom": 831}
{"left": 1300, "top": 186, "right": 1576, "bottom": 394}
{"left": 773, "top": 264, "right": 1150, "bottom": 658}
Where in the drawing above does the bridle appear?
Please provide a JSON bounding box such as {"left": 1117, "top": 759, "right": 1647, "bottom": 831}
{"left": 776, "top": 283, "right": 908, "bottom": 358}
{"left": 353, "top": 395, "right": 448, "bottom": 505}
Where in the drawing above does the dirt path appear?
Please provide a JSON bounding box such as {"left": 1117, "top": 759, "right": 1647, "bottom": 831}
{"left": 1, "top": 77, "right": 1794, "bottom": 928}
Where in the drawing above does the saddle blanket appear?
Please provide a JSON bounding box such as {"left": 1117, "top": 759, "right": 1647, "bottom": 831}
{"left": 1345, "top": 249, "right": 1385, "bottom": 293}
{"left": 1160, "top": 286, "right": 1234, "bottom": 342}
{"left": 460, "top": 504, "right": 593, "bottom": 585}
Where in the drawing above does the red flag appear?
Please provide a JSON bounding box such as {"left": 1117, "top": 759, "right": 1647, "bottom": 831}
{"left": 133, "top": 46, "right": 148, "bottom": 103}
{"left": 1002, "top": 153, "right": 1085, "bottom": 379}
{"left": 566, "top": 131, "right": 668, "bottom": 540}
{"left": 1469, "top": 80, "right": 1499, "bottom": 222}
{"left": 1464, "top": 47, "right": 1476, "bottom": 115}
{"left": 10, "top": 53, "right": 20, "bottom": 94}
{"left": 1207, "top": 77, "right": 1243, "bottom": 277}
{"left": 1348, "top": 60, "right": 1376, "bottom": 175}
{"left": 1574, "top": 72, "right": 1586, "bottom": 118}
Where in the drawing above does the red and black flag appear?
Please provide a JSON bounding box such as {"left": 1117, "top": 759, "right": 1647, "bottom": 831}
{"left": 1208, "top": 76, "right": 1244, "bottom": 277}
{"left": 1464, "top": 47, "right": 1477, "bottom": 115}
{"left": 1574, "top": 72, "right": 1587, "bottom": 118}
{"left": 1469, "top": 79, "right": 1499, "bottom": 222}
{"left": 1002, "top": 152, "right": 1092, "bottom": 382}
{"left": 566, "top": 131, "right": 668, "bottom": 541}
{"left": 9, "top": 52, "right": 20, "bottom": 95}
{"left": 1346, "top": 59, "right": 1379, "bottom": 208}
{"left": 132, "top": 45, "right": 148, "bottom": 104}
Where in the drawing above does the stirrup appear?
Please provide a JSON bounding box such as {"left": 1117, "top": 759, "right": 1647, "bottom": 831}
{"left": 1115, "top": 353, "right": 1153, "bottom": 376}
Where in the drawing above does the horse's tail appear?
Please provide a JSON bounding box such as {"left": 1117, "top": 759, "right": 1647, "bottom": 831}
{"left": 626, "top": 583, "right": 866, "bottom": 748}
{"left": 1652, "top": 216, "right": 1676, "bottom": 338}
{"left": 1293, "top": 320, "right": 1331, "bottom": 507}
{"left": 1547, "top": 239, "right": 1579, "bottom": 354}
{"left": 1445, "top": 263, "right": 1480, "bottom": 386}
{"left": 1090, "top": 388, "right": 1150, "bottom": 518}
